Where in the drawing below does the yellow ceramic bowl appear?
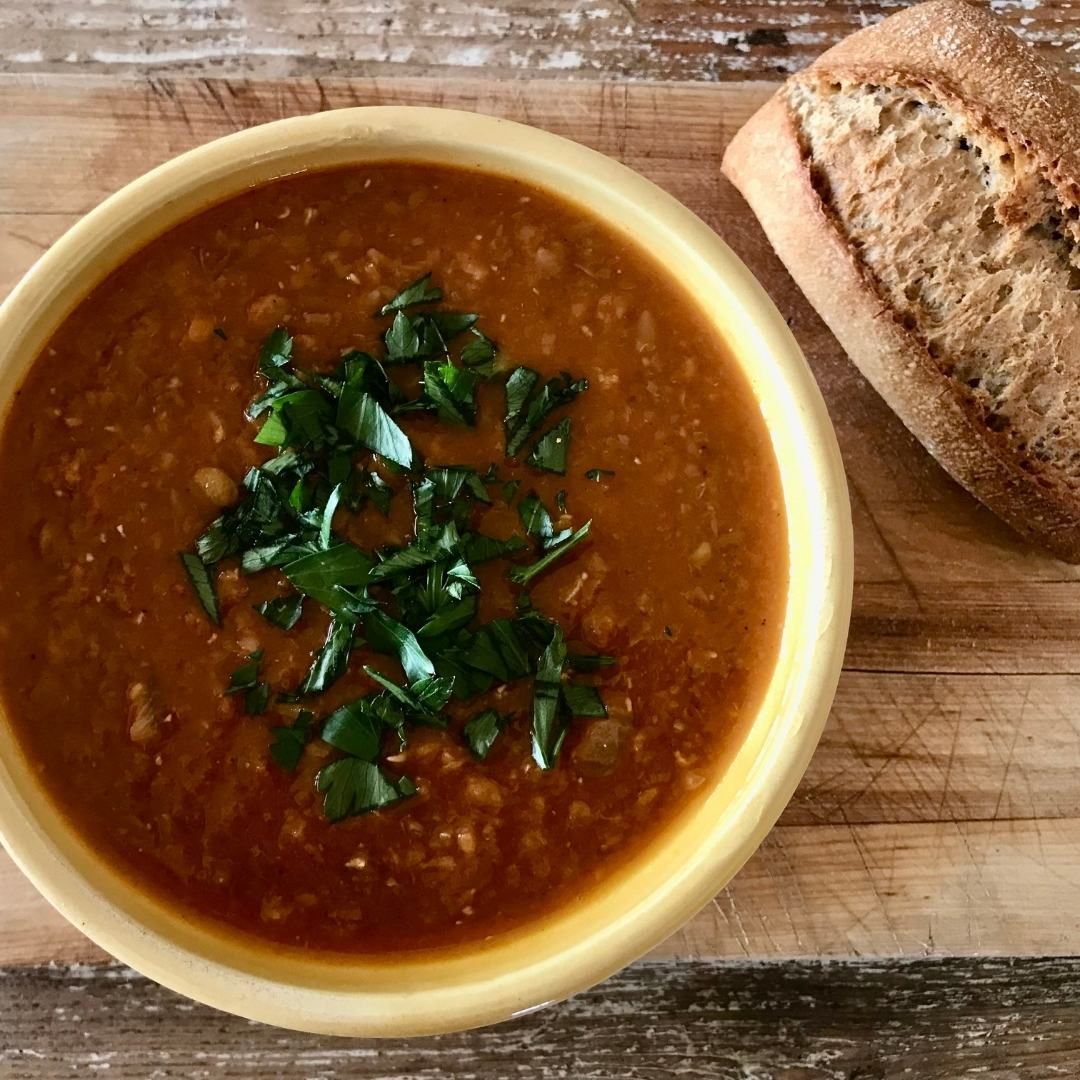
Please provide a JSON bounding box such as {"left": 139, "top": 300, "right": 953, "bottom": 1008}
{"left": 0, "top": 107, "right": 852, "bottom": 1036}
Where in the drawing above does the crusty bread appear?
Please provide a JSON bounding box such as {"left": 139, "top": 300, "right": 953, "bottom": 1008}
{"left": 722, "top": 0, "right": 1080, "bottom": 562}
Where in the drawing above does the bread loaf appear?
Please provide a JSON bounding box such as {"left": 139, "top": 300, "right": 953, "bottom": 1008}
{"left": 722, "top": 0, "right": 1080, "bottom": 562}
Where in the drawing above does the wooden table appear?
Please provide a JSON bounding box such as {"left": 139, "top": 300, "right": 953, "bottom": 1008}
{"left": 5, "top": 4, "right": 1080, "bottom": 1077}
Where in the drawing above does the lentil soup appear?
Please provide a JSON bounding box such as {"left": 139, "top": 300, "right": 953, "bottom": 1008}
{"left": 0, "top": 163, "right": 786, "bottom": 955}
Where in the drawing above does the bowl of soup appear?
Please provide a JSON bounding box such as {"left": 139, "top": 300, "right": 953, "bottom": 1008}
{"left": 0, "top": 107, "right": 851, "bottom": 1035}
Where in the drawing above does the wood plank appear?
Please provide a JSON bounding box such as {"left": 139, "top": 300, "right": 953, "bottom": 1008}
{"left": 673, "top": 817, "right": 1080, "bottom": 961}
{"left": 0, "top": 75, "right": 756, "bottom": 214}
{"left": 0, "top": 1, "right": 1077, "bottom": 85}
{"left": 5, "top": 74, "right": 1080, "bottom": 970}
{"left": 5, "top": 957, "right": 1080, "bottom": 1078}
{"left": 790, "top": 673, "right": 1080, "bottom": 827}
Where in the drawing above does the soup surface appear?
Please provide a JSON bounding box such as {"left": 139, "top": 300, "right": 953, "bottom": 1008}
{"left": 0, "top": 163, "right": 786, "bottom": 954}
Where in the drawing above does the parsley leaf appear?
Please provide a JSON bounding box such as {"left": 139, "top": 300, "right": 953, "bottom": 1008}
{"left": 504, "top": 366, "right": 539, "bottom": 448}
{"left": 321, "top": 699, "right": 383, "bottom": 759}
{"left": 255, "top": 593, "right": 304, "bottom": 630}
{"left": 297, "top": 618, "right": 354, "bottom": 696}
{"left": 464, "top": 709, "right": 507, "bottom": 760}
{"left": 427, "top": 466, "right": 491, "bottom": 507}
{"left": 368, "top": 543, "right": 444, "bottom": 584}
{"left": 567, "top": 652, "right": 616, "bottom": 672}
{"left": 318, "top": 482, "right": 343, "bottom": 549}
{"left": 245, "top": 682, "right": 271, "bottom": 715}
{"left": 364, "top": 609, "right": 435, "bottom": 684}
{"left": 585, "top": 468, "right": 616, "bottom": 482}
{"left": 384, "top": 310, "right": 422, "bottom": 361}
{"left": 428, "top": 311, "right": 478, "bottom": 345}
{"left": 225, "top": 650, "right": 270, "bottom": 714}
{"left": 225, "top": 650, "right": 263, "bottom": 693}
{"left": 460, "top": 329, "right": 498, "bottom": 376}
{"left": 461, "top": 532, "right": 527, "bottom": 564}
{"left": 518, "top": 492, "right": 553, "bottom": 540}
{"left": 517, "top": 492, "right": 570, "bottom": 549}
{"left": 466, "top": 619, "right": 531, "bottom": 682}
{"left": 508, "top": 520, "right": 591, "bottom": 587}
{"left": 269, "top": 710, "right": 313, "bottom": 771}
{"left": 363, "top": 667, "right": 454, "bottom": 720}
{"left": 410, "top": 674, "right": 457, "bottom": 715}
{"left": 337, "top": 391, "right": 413, "bottom": 470}
{"left": 336, "top": 353, "right": 396, "bottom": 424}
{"left": 179, "top": 552, "right": 220, "bottom": 625}
{"left": 562, "top": 683, "right": 608, "bottom": 718}
{"left": 416, "top": 594, "right": 478, "bottom": 642}
{"left": 258, "top": 327, "right": 294, "bottom": 380}
{"left": 504, "top": 369, "right": 588, "bottom": 458}
{"left": 527, "top": 416, "right": 572, "bottom": 475}
{"left": 283, "top": 544, "right": 374, "bottom": 613}
{"left": 379, "top": 272, "right": 443, "bottom": 314}
{"left": 532, "top": 625, "right": 567, "bottom": 769}
{"left": 254, "top": 389, "right": 333, "bottom": 449}
{"left": 317, "top": 758, "right": 416, "bottom": 822}
{"left": 422, "top": 360, "right": 478, "bottom": 425}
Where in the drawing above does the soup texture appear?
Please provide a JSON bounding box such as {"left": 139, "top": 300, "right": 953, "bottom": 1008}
{"left": 0, "top": 164, "right": 786, "bottom": 954}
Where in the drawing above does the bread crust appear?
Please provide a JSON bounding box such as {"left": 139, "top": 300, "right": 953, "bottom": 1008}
{"left": 722, "top": 0, "right": 1080, "bottom": 562}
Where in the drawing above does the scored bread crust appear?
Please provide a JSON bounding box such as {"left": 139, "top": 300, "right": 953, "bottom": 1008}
{"left": 722, "top": 0, "right": 1080, "bottom": 562}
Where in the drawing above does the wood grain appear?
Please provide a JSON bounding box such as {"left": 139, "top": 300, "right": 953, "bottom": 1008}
{"left": 4, "top": 74, "right": 1080, "bottom": 972}
{"left": 1, "top": 0, "right": 1079, "bottom": 84}
{"left": 6, "top": 957, "right": 1080, "bottom": 1078}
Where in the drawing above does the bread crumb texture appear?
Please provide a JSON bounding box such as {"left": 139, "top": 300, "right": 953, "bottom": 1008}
{"left": 787, "top": 80, "right": 1080, "bottom": 480}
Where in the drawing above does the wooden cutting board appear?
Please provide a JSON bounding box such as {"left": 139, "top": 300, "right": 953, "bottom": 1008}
{"left": 4, "top": 73, "right": 1080, "bottom": 969}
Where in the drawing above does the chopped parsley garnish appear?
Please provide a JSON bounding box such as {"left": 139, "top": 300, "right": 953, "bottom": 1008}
{"left": 562, "top": 683, "right": 608, "bottom": 718}
{"left": 379, "top": 272, "right": 443, "bottom": 314}
{"left": 460, "top": 330, "right": 498, "bottom": 376}
{"left": 527, "top": 416, "right": 573, "bottom": 475}
{"left": 508, "top": 521, "right": 592, "bottom": 587}
{"left": 531, "top": 626, "right": 568, "bottom": 769}
{"left": 518, "top": 492, "right": 571, "bottom": 549}
{"left": 340, "top": 393, "right": 413, "bottom": 468}
{"left": 422, "top": 360, "right": 478, "bottom": 425}
{"left": 318, "top": 758, "right": 416, "bottom": 821}
{"left": 568, "top": 652, "right": 616, "bottom": 672}
{"left": 297, "top": 618, "right": 353, "bottom": 696}
{"left": 282, "top": 544, "right": 374, "bottom": 613}
{"left": 255, "top": 592, "right": 304, "bottom": 630}
{"left": 504, "top": 368, "right": 587, "bottom": 459}
{"left": 179, "top": 274, "right": 614, "bottom": 822}
{"left": 464, "top": 709, "right": 507, "bottom": 760}
{"left": 269, "top": 710, "right": 313, "bottom": 771}
{"left": 179, "top": 552, "right": 219, "bottom": 625}
{"left": 365, "top": 609, "right": 435, "bottom": 684}
{"left": 321, "top": 699, "right": 384, "bottom": 758}
{"left": 225, "top": 650, "right": 270, "bottom": 715}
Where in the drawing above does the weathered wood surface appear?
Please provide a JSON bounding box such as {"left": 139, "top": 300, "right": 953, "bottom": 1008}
{"left": 0, "top": 0, "right": 1078, "bottom": 83}
{"left": 5, "top": 958, "right": 1080, "bottom": 1078}
{"left": 4, "top": 72, "right": 1080, "bottom": 977}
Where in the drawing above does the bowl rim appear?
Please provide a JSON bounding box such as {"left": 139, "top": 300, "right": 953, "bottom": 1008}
{"left": 0, "top": 105, "right": 853, "bottom": 1036}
